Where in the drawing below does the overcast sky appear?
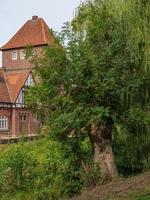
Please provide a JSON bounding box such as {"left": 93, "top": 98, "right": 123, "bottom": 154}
{"left": 0, "top": 0, "right": 84, "bottom": 67}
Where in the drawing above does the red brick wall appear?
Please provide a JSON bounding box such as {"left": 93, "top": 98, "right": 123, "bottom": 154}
{"left": 2, "top": 46, "right": 44, "bottom": 69}
{"left": 0, "top": 108, "right": 38, "bottom": 138}
{"left": 12, "top": 108, "right": 38, "bottom": 137}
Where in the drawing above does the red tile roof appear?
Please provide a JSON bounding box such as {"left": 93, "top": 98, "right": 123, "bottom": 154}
{"left": 0, "top": 70, "right": 11, "bottom": 103}
{"left": 0, "top": 69, "right": 30, "bottom": 103}
{"left": 5, "top": 70, "right": 30, "bottom": 102}
{"left": 1, "top": 17, "right": 54, "bottom": 50}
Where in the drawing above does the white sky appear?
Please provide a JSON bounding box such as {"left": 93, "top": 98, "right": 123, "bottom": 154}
{"left": 0, "top": 0, "right": 84, "bottom": 67}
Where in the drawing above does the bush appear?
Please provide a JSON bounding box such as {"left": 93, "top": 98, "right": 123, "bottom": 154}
{"left": 0, "top": 138, "right": 86, "bottom": 200}
{"left": 35, "top": 139, "right": 84, "bottom": 199}
{"left": 0, "top": 143, "right": 36, "bottom": 196}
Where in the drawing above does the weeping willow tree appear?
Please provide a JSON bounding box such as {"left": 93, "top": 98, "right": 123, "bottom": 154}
{"left": 69, "top": 0, "right": 150, "bottom": 176}
{"left": 122, "top": 0, "right": 150, "bottom": 173}
{"left": 27, "top": 0, "right": 150, "bottom": 179}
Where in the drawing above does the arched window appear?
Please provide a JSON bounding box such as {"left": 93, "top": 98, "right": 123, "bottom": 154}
{"left": 0, "top": 116, "right": 8, "bottom": 130}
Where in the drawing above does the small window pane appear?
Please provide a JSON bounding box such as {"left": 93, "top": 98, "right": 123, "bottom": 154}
{"left": 12, "top": 51, "right": 17, "bottom": 60}
{"left": 20, "top": 50, "right": 25, "bottom": 59}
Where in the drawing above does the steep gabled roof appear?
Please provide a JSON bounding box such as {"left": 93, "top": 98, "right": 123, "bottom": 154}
{"left": 5, "top": 70, "right": 30, "bottom": 103}
{"left": 1, "top": 16, "right": 54, "bottom": 50}
{"left": 0, "top": 70, "right": 11, "bottom": 103}
{"left": 0, "top": 69, "right": 31, "bottom": 104}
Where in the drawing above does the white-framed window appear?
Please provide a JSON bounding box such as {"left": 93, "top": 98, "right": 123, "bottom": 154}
{"left": 20, "top": 50, "right": 25, "bottom": 59}
{"left": 12, "top": 51, "right": 17, "bottom": 60}
{"left": 0, "top": 116, "right": 8, "bottom": 130}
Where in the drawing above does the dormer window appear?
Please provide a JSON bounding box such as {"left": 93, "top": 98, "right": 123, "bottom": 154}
{"left": 12, "top": 51, "right": 17, "bottom": 60}
{"left": 20, "top": 50, "right": 25, "bottom": 59}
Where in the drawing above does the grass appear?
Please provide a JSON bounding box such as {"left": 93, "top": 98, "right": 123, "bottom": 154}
{"left": 106, "top": 185, "right": 150, "bottom": 200}
{"left": 108, "top": 192, "right": 150, "bottom": 200}
{"left": 1, "top": 192, "right": 37, "bottom": 200}
{"left": 71, "top": 172, "right": 150, "bottom": 200}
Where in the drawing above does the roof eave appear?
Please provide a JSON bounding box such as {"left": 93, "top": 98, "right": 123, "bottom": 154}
{"left": 0, "top": 43, "right": 49, "bottom": 51}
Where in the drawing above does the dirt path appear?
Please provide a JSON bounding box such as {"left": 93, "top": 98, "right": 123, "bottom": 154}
{"left": 71, "top": 172, "right": 150, "bottom": 200}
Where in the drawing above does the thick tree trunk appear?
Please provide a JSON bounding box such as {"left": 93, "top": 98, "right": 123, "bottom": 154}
{"left": 89, "top": 120, "right": 118, "bottom": 179}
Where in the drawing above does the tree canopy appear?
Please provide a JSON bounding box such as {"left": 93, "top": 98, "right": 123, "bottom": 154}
{"left": 26, "top": 0, "right": 150, "bottom": 178}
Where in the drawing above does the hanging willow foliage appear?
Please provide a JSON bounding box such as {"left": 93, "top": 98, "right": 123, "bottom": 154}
{"left": 72, "top": 0, "right": 150, "bottom": 170}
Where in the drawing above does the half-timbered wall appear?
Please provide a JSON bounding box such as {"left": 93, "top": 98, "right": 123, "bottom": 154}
{"left": 16, "top": 73, "right": 34, "bottom": 107}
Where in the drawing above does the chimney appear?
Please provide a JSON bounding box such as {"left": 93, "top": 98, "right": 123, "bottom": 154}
{"left": 32, "top": 15, "right": 38, "bottom": 20}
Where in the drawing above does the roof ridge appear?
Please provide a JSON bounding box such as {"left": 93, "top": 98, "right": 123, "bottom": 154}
{"left": 1, "top": 17, "right": 53, "bottom": 50}
{"left": 41, "top": 18, "right": 46, "bottom": 43}
{"left": 0, "top": 20, "right": 29, "bottom": 50}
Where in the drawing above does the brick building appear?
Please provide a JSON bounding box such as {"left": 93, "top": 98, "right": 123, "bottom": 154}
{"left": 0, "top": 16, "right": 54, "bottom": 139}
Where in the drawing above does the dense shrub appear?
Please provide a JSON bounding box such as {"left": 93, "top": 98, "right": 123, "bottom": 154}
{"left": 0, "top": 139, "right": 87, "bottom": 200}
{"left": 0, "top": 143, "right": 36, "bottom": 198}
